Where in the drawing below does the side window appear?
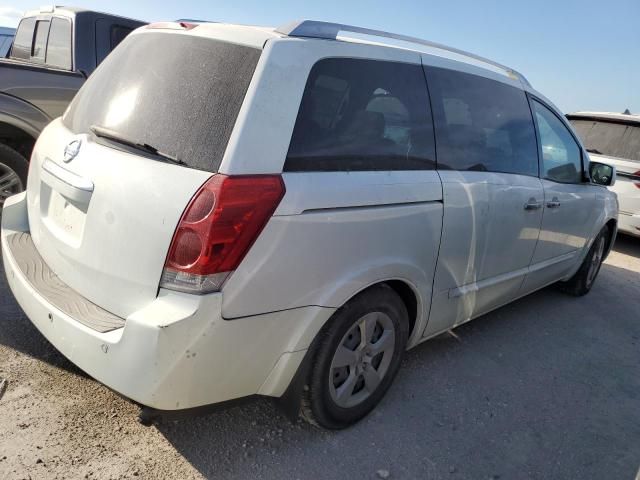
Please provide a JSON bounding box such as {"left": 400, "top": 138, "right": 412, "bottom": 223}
{"left": 31, "top": 20, "right": 51, "bottom": 61}
{"left": 285, "top": 58, "right": 436, "bottom": 172}
{"left": 46, "top": 18, "right": 72, "bottom": 70}
{"left": 532, "top": 100, "right": 583, "bottom": 183}
{"left": 11, "top": 17, "right": 36, "bottom": 60}
{"left": 111, "top": 25, "right": 133, "bottom": 50}
{"left": 426, "top": 66, "right": 538, "bottom": 176}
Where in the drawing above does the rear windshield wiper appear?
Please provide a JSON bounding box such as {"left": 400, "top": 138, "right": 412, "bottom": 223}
{"left": 586, "top": 148, "right": 603, "bottom": 155}
{"left": 90, "top": 125, "right": 186, "bottom": 166}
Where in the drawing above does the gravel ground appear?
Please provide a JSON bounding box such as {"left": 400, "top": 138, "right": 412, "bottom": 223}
{"left": 0, "top": 235, "right": 639, "bottom": 480}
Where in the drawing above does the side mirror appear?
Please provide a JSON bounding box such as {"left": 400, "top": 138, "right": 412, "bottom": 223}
{"left": 589, "top": 161, "right": 616, "bottom": 187}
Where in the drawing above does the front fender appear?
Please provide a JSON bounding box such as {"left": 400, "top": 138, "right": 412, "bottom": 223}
{"left": 602, "top": 190, "right": 618, "bottom": 258}
{"left": 567, "top": 189, "right": 618, "bottom": 279}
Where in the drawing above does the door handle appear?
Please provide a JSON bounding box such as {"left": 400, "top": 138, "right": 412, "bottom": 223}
{"left": 547, "top": 197, "right": 561, "bottom": 208}
{"left": 524, "top": 198, "right": 542, "bottom": 210}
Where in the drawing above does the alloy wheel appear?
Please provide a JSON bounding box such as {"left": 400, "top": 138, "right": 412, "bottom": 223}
{"left": 586, "top": 235, "right": 606, "bottom": 287}
{"left": 0, "top": 162, "right": 23, "bottom": 206}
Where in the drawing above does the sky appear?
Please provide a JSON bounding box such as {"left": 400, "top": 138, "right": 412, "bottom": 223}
{"left": 1, "top": 0, "right": 638, "bottom": 114}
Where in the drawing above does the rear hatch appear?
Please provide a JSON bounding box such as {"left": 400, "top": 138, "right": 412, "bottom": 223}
{"left": 26, "top": 29, "right": 262, "bottom": 318}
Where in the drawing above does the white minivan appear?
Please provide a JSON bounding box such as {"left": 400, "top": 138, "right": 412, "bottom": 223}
{"left": 1, "top": 20, "right": 618, "bottom": 429}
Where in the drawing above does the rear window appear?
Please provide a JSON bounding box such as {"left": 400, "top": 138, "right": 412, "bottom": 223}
{"left": 569, "top": 118, "right": 640, "bottom": 162}
{"left": 111, "top": 25, "right": 133, "bottom": 49}
{"left": 285, "top": 58, "right": 436, "bottom": 172}
{"left": 63, "top": 32, "right": 261, "bottom": 172}
{"left": 31, "top": 20, "right": 50, "bottom": 61}
{"left": 46, "top": 17, "right": 72, "bottom": 70}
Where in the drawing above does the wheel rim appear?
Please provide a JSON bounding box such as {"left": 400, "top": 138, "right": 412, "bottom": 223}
{"left": 0, "top": 162, "right": 23, "bottom": 206}
{"left": 586, "top": 236, "right": 606, "bottom": 286}
{"left": 329, "top": 311, "right": 395, "bottom": 409}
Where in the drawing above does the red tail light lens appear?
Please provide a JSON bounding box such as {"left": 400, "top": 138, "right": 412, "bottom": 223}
{"left": 633, "top": 170, "right": 640, "bottom": 189}
{"left": 160, "top": 174, "right": 285, "bottom": 294}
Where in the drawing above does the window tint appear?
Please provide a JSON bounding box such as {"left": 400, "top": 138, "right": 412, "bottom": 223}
{"left": 569, "top": 118, "right": 640, "bottom": 162}
{"left": 64, "top": 33, "right": 261, "bottom": 172}
{"left": 285, "top": 58, "right": 436, "bottom": 172}
{"left": 111, "top": 25, "right": 133, "bottom": 49}
{"left": 32, "top": 20, "right": 50, "bottom": 61}
{"left": 11, "top": 17, "right": 36, "bottom": 60}
{"left": 46, "top": 18, "right": 71, "bottom": 70}
{"left": 533, "top": 100, "right": 582, "bottom": 183}
{"left": 426, "top": 67, "right": 538, "bottom": 176}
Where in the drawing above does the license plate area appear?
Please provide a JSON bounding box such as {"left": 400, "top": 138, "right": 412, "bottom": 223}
{"left": 40, "top": 183, "right": 87, "bottom": 247}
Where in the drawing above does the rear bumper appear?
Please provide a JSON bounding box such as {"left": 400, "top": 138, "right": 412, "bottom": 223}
{"left": 618, "top": 211, "right": 640, "bottom": 237}
{"left": 2, "top": 193, "right": 334, "bottom": 410}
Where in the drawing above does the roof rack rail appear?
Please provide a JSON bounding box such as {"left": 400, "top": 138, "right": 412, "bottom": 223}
{"left": 175, "top": 18, "right": 215, "bottom": 23}
{"left": 275, "top": 20, "right": 531, "bottom": 87}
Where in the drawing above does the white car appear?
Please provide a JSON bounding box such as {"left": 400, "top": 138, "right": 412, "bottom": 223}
{"left": 1, "top": 20, "right": 618, "bottom": 429}
{"left": 568, "top": 111, "right": 640, "bottom": 237}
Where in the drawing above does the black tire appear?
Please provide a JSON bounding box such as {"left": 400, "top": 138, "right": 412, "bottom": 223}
{"left": 0, "top": 143, "right": 28, "bottom": 205}
{"left": 559, "top": 225, "right": 610, "bottom": 297}
{"left": 300, "top": 284, "right": 409, "bottom": 429}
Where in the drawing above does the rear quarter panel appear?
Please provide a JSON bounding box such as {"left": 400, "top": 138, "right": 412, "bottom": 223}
{"left": 219, "top": 38, "right": 444, "bottom": 345}
{"left": 222, "top": 171, "right": 444, "bottom": 347}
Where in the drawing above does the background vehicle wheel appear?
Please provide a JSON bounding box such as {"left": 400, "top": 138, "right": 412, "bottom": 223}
{"left": 301, "top": 284, "right": 409, "bottom": 429}
{"left": 559, "top": 225, "right": 610, "bottom": 297}
{"left": 0, "top": 144, "right": 28, "bottom": 207}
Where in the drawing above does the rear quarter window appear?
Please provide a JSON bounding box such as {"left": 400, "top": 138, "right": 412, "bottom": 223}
{"left": 285, "top": 57, "right": 436, "bottom": 172}
{"left": 63, "top": 32, "right": 261, "bottom": 172}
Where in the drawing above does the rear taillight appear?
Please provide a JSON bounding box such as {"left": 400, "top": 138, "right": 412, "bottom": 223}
{"left": 160, "top": 174, "right": 285, "bottom": 294}
{"left": 633, "top": 170, "right": 640, "bottom": 189}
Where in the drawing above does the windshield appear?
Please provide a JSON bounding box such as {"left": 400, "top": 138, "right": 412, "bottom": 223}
{"left": 569, "top": 118, "right": 640, "bottom": 162}
{"left": 63, "top": 32, "right": 261, "bottom": 172}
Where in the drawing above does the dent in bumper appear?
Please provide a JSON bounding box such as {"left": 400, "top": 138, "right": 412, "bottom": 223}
{"left": 2, "top": 192, "right": 335, "bottom": 410}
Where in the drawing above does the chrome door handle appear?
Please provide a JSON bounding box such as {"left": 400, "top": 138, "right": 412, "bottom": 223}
{"left": 524, "top": 198, "right": 542, "bottom": 210}
{"left": 547, "top": 197, "right": 561, "bottom": 208}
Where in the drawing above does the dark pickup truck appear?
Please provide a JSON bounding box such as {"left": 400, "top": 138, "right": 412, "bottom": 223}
{"left": 0, "top": 6, "right": 144, "bottom": 204}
